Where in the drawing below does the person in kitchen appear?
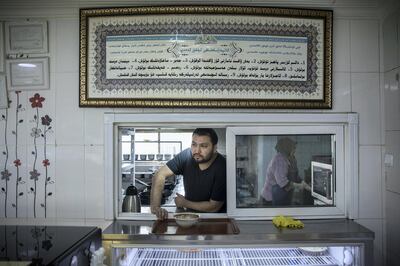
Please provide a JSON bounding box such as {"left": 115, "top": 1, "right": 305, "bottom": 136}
{"left": 150, "top": 128, "right": 226, "bottom": 220}
{"left": 261, "top": 137, "right": 310, "bottom": 206}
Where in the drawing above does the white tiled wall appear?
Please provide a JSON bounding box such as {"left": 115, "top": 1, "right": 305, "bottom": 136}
{"left": 0, "top": 4, "right": 388, "bottom": 264}
{"left": 350, "top": 20, "right": 380, "bottom": 73}
{"left": 386, "top": 191, "right": 400, "bottom": 265}
{"left": 383, "top": 6, "right": 400, "bottom": 266}
{"left": 351, "top": 72, "right": 381, "bottom": 145}
{"left": 359, "top": 146, "right": 383, "bottom": 219}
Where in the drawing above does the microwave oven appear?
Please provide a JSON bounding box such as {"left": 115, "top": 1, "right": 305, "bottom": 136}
{"left": 311, "top": 161, "right": 333, "bottom": 205}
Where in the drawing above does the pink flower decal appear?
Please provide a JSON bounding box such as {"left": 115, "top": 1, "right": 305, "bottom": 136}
{"left": 29, "top": 93, "right": 45, "bottom": 108}
{"left": 13, "top": 159, "right": 21, "bottom": 167}
{"left": 42, "top": 159, "right": 50, "bottom": 167}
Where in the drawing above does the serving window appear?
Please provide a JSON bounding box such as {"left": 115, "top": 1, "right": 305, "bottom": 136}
{"left": 105, "top": 113, "right": 358, "bottom": 220}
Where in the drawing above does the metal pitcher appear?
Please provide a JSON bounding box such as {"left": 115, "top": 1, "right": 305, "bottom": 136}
{"left": 122, "top": 185, "right": 141, "bottom": 213}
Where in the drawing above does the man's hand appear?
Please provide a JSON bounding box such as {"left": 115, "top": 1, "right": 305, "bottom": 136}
{"left": 151, "top": 206, "right": 168, "bottom": 220}
{"left": 174, "top": 193, "right": 187, "bottom": 209}
{"left": 301, "top": 180, "right": 311, "bottom": 191}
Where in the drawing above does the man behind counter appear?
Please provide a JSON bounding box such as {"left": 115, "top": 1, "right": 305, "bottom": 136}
{"left": 150, "top": 128, "right": 226, "bottom": 220}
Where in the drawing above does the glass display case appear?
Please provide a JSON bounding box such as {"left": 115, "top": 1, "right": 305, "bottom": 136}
{"left": 103, "top": 219, "right": 373, "bottom": 266}
{"left": 112, "top": 245, "right": 361, "bottom": 266}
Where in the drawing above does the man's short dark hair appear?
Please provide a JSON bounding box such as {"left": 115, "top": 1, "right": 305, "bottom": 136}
{"left": 193, "top": 128, "right": 218, "bottom": 145}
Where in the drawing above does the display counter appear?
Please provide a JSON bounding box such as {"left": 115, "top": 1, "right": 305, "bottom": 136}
{"left": 102, "top": 219, "right": 374, "bottom": 266}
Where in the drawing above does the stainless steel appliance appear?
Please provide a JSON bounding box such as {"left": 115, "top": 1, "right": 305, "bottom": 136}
{"left": 122, "top": 185, "right": 141, "bottom": 213}
{"left": 103, "top": 219, "right": 374, "bottom": 266}
{"left": 113, "top": 246, "right": 359, "bottom": 266}
{"left": 311, "top": 161, "right": 334, "bottom": 205}
{"left": 0, "top": 225, "right": 101, "bottom": 265}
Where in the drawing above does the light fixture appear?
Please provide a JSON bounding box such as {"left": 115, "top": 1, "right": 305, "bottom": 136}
{"left": 17, "top": 63, "right": 37, "bottom": 68}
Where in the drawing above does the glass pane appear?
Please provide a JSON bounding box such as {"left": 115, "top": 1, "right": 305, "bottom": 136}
{"left": 236, "top": 134, "right": 334, "bottom": 208}
{"left": 119, "top": 127, "right": 200, "bottom": 213}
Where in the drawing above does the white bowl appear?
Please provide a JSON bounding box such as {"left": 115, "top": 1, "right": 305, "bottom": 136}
{"left": 174, "top": 213, "right": 199, "bottom": 228}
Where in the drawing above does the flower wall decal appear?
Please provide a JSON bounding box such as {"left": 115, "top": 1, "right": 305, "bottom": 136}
{"left": 40, "top": 113, "right": 53, "bottom": 218}
{"left": 1, "top": 91, "right": 54, "bottom": 218}
{"left": 29, "top": 93, "right": 45, "bottom": 108}
{"left": 28, "top": 93, "right": 54, "bottom": 218}
{"left": 13, "top": 91, "right": 25, "bottom": 217}
{"left": 29, "top": 93, "right": 43, "bottom": 218}
{"left": 1, "top": 106, "right": 10, "bottom": 217}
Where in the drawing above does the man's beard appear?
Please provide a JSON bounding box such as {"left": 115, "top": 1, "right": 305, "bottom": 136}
{"left": 192, "top": 153, "right": 213, "bottom": 163}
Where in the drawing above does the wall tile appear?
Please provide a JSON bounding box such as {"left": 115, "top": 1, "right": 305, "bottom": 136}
{"left": 383, "top": 12, "right": 399, "bottom": 72}
{"left": 351, "top": 73, "right": 381, "bottom": 145}
{"left": 84, "top": 145, "right": 104, "bottom": 219}
{"left": 332, "top": 72, "right": 351, "bottom": 112}
{"left": 333, "top": 19, "right": 350, "bottom": 72}
{"left": 357, "top": 218, "right": 384, "bottom": 266}
{"left": 398, "top": 10, "right": 400, "bottom": 69}
{"left": 359, "top": 146, "right": 383, "bottom": 219}
{"left": 48, "top": 18, "right": 57, "bottom": 72}
{"left": 350, "top": 20, "right": 380, "bottom": 72}
{"left": 55, "top": 18, "right": 79, "bottom": 73}
{"left": 386, "top": 191, "right": 400, "bottom": 265}
{"left": 25, "top": 144, "right": 56, "bottom": 218}
{"left": 55, "top": 145, "right": 84, "bottom": 218}
{"left": 0, "top": 92, "right": 29, "bottom": 146}
{"left": 84, "top": 109, "right": 107, "bottom": 145}
{"left": 385, "top": 131, "right": 400, "bottom": 194}
{"left": 55, "top": 73, "right": 84, "bottom": 145}
{"left": 384, "top": 69, "right": 400, "bottom": 131}
{"left": 0, "top": 145, "right": 28, "bottom": 218}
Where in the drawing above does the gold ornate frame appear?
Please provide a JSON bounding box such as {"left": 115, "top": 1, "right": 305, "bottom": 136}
{"left": 79, "top": 6, "right": 332, "bottom": 108}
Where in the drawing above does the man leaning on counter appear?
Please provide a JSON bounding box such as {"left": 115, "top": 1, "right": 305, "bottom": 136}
{"left": 150, "top": 128, "right": 227, "bottom": 220}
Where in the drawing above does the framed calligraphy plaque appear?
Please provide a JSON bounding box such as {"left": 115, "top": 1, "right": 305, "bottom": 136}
{"left": 79, "top": 6, "right": 332, "bottom": 108}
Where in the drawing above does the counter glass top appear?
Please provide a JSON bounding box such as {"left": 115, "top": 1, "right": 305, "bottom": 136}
{"left": 102, "top": 219, "right": 374, "bottom": 244}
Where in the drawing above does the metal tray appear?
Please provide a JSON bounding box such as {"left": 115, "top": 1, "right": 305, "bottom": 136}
{"left": 151, "top": 218, "right": 240, "bottom": 235}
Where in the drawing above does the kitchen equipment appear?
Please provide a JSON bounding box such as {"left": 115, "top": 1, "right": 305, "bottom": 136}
{"left": 115, "top": 246, "right": 346, "bottom": 266}
{"left": 0, "top": 225, "right": 101, "bottom": 265}
{"left": 139, "top": 154, "right": 147, "bottom": 160}
{"left": 122, "top": 185, "right": 141, "bottom": 213}
{"left": 104, "top": 219, "right": 373, "bottom": 266}
{"left": 174, "top": 213, "right": 199, "bottom": 228}
{"left": 123, "top": 154, "right": 130, "bottom": 161}
{"left": 147, "top": 154, "right": 155, "bottom": 160}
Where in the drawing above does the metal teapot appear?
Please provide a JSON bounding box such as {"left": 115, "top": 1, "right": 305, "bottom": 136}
{"left": 122, "top": 185, "right": 141, "bottom": 213}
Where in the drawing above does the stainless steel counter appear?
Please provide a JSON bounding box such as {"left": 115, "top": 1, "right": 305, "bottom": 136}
{"left": 102, "top": 219, "right": 374, "bottom": 265}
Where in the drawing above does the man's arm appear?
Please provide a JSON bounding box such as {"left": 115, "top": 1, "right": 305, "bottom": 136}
{"left": 175, "top": 193, "right": 224, "bottom": 213}
{"left": 150, "top": 165, "right": 174, "bottom": 219}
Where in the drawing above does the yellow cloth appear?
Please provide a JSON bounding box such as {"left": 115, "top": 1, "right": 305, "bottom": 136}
{"left": 272, "top": 215, "right": 304, "bottom": 229}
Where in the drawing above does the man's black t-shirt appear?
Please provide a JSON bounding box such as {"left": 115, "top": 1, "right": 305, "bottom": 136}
{"left": 166, "top": 148, "right": 227, "bottom": 212}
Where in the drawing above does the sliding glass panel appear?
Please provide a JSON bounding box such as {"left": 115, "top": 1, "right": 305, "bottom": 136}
{"left": 235, "top": 134, "right": 335, "bottom": 208}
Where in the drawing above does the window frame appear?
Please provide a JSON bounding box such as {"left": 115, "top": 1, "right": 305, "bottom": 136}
{"left": 104, "top": 113, "right": 358, "bottom": 220}
{"left": 226, "top": 125, "right": 346, "bottom": 219}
